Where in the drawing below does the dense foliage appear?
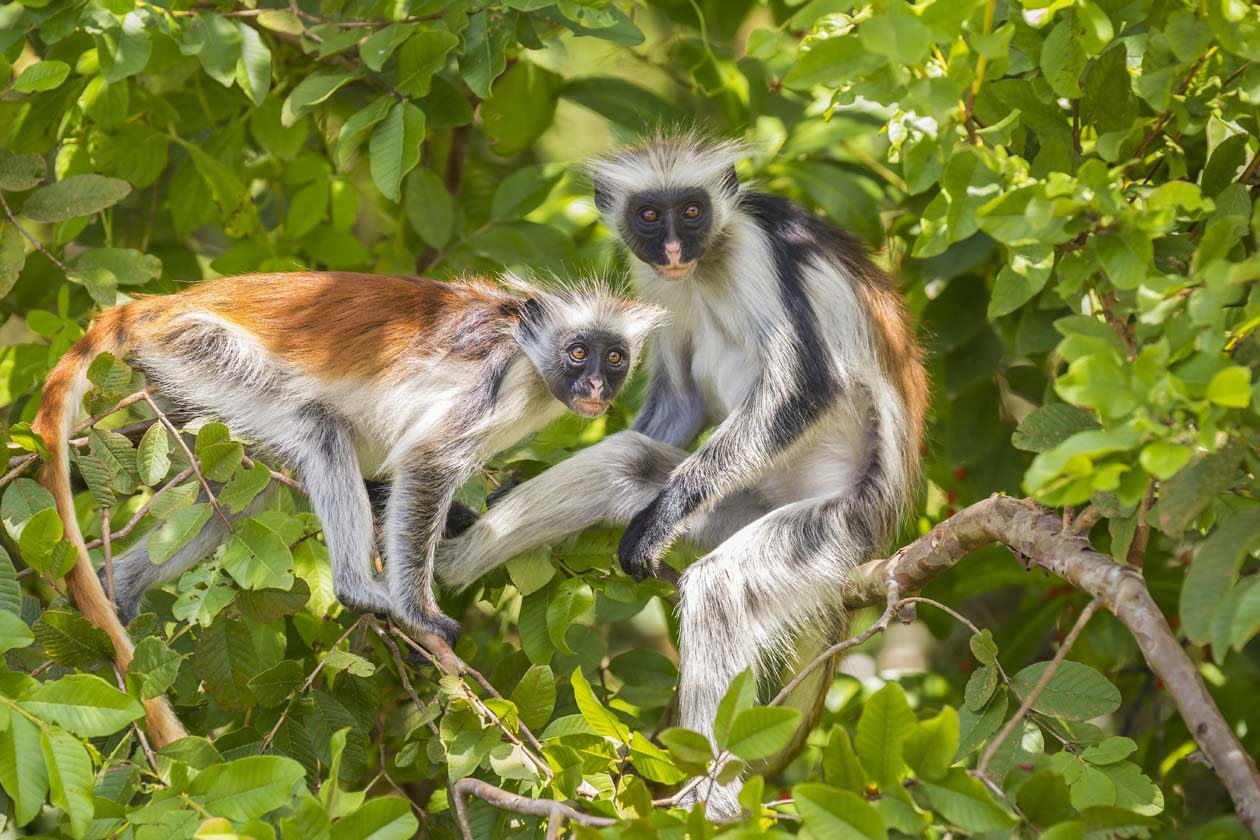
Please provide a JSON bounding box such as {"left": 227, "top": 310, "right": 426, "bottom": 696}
{"left": 1, "top": 0, "right": 1259, "bottom": 836}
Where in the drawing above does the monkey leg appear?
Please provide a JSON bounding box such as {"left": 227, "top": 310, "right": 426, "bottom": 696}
{"left": 285, "top": 415, "right": 390, "bottom": 616}
{"left": 675, "top": 495, "right": 863, "bottom": 819}
{"left": 434, "top": 430, "right": 771, "bottom": 591}
{"left": 106, "top": 485, "right": 276, "bottom": 623}
{"left": 382, "top": 459, "right": 463, "bottom": 646}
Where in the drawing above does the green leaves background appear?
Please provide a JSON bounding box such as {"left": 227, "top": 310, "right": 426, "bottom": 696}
{"left": 0, "top": 0, "right": 1259, "bottom": 836}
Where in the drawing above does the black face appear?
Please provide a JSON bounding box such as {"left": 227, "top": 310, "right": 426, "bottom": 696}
{"left": 620, "top": 189, "right": 713, "bottom": 279}
{"left": 545, "top": 330, "right": 631, "bottom": 418}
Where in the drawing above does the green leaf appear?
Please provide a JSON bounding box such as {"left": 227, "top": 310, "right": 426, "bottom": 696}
{"left": 712, "top": 670, "right": 756, "bottom": 749}
{"left": 1011, "top": 660, "right": 1120, "bottom": 720}
{"left": 98, "top": 11, "right": 152, "bottom": 82}
{"left": 13, "top": 60, "right": 70, "bottom": 93}
{"left": 822, "top": 726, "right": 865, "bottom": 792}
{"left": 41, "top": 726, "right": 94, "bottom": 839}
{"left": 222, "top": 518, "right": 293, "bottom": 591}
{"left": 404, "top": 168, "right": 455, "bottom": 249}
{"left": 190, "top": 756, "right": 306, "bottom": 821}
{"left": 793, "top": 782, "right": 886, "bottom": 840}
{"left": 725, "top": 706, "right": 801, "bottom": 761}
{"left": 491, "top": 164, "right": 563, "bottom": 221}
{"left": 1099, "top": 761, "right": 1164, "bottom": 815}
{"left": 855, "top": 682, "right": 915, "bottom": 790}
{"left": 218, "top": 459, "right": 271, "bottom": 515}
{"left": 1151, "top": 443, "right": 1244, "bottom": 537}
{"left": 1088, "top": 229, "right": 1152, "bottom": 291}
{"left": 482, "top": 60, "right": 562, "bottom": 156}
{"left": 21, "top": 674, "right": 145, "bottom": 737}
{"left": 74, "top": 247, "right": 161, "bottom": 286}
{"left": 970, "top": 629, "right": 999, "bottom": 667}
{"left": 570, "top": 667, "right": 628, "bottom": 744}
{"left": 196, "top": 615, "right": 260, "bottom": 710}
{"left": 0, "top": 714, "right": 50, "bottom": 826}
{"left": 33, "top": 609, "right": 113, "bottom": 668}
{"left": 629, "top": 731, "right": 687, "bottom": 784}
{"left": 335, "top": 95, "right": 393, "bottom": 171}
{"left": 18, "top": 507, "right": 64, "bottom": 575}
{"left": 282, "top": 69, "right": 358, "bottom": 127}
{"left": 509, "top": 665, "right": 556, "bottom": 732}
{"left": 0, "top": 221, "right": 25, "bottom": 298}
{"left": 331, "top": 796, "right": 419, "bottom": 840}
{"left": 195, "top": 422, "right": 243, "bottom": 482}
{"left": 0, "top": 149, "right": 48, "bottom": 190}
{"left": 921, "top": 768, "right": 1018, "bottom": 832}
{"left": 903, "top": 707, "right": 958, "bottom": 781}
{"left": 20, "top": 175, "right": 131, "bottom": 223}
{"left": 0, "top": 547, "right": 20, "bottom": 616}
{"left": 1054, "top": 355, "right": 1137, "bottom": 419}
{"left": 1041, "top": 18, "right": 1086, "bottom": 98}
{"left": 859, "top": 14, "right": 931, "bottom": 65}
{"left": 0, "top": 610, "right": 33, "bottom": 654}
{"left": 1081, "top": 736, "right": 1137, "bottom": 765}
{"left": 128, "top": 636, "right": 184, "bottom": 700}
{"left": 358, "top": 22, "right": 410, "bottom": 72}
{"left": 89, "top": 427, "right": 139, "bottom": 493}
{"left": 1206, "top": 366, "right": 1252, "bottom": 407}
{"left": 1139, "top": 441, "right": 1191, "bottom": 480}
{"left": 460, "top": 10, "right": 512, "bottom": 99}
{"left": 235, "top": 20, "right": 272, "bottom": 105}
{"left": 545, "top": 577, "right": 592, "bottom": 654}
{"left": 369, "top": 101, "right": 426, "bottom": 203}
{"left": 1231, "top": 577, "right": 1260, "bottom": 651}
{"left": 658, "top": 727, "right": 713, "bottom": 768}
{"left": 247, "top": 659, "right": 304, "bottom": 708}
{"left": 136, "top": 422, "right": 172, "bottom": 486}
{"left": 184, "top": 12, "right": 242, "bottom": 87}
{"left": 397, "top": 29, "right": 459, "bottom": 98}
{"left": 147, "top": 503, "right": 212, "bottom": 565}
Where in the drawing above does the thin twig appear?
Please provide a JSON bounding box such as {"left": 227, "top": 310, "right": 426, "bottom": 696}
{"left": 113, "top": 664, "right": 159, "bottom": 773}
{"left": 1134, "top": 49, "right": 1216, "bottom": 160}
{"left": 0, "top": 191, "right": 68, "bottom": 272}
{"left": 1071, "top": 505, "right": 1101, "bottom": 535}
{"left": 261, "top": 616, "right": 366, "bottom": 753}
{"left": 141, "top": 393, "right": 233, "bottom": 531}
{"left": 392, "top": 624, "right": 555, "bottom": 780}
{"left": 369, "top": 621, "right": 440, "bottom": 736}
{"left": 102, "top": 508, "right": 114, "bottom": 605}
{"left": 84, "top": 467, "right": 196, "bottom": 550}
{"left": 977, "top": 599, "right": 1102, "bottom": 776}
{"left": 240, "top": 455, "right": 304, "bottom": 492}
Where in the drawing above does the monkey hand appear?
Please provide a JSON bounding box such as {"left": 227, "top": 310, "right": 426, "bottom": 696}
{"left": 618, "top": 495, "right": 678, "bottom": 581}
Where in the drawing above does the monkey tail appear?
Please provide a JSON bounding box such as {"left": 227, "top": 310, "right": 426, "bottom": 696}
{"left": 31, "top": 306, "right": 188, "bottom": 748}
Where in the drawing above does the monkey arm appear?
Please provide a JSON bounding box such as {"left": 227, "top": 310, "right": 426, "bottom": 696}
{"left": 618, "top": 362, "right": 839, "bottom": 580}
{"left": 632, "top": 338, "right": 705, "bottom": 448}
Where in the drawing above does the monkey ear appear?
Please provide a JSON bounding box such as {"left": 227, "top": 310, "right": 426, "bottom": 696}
{"left": 720, "top": 165, "right": 740, "bottom": 197}
{"left": 592, "top": 177, "right": 614, "bottom": 213}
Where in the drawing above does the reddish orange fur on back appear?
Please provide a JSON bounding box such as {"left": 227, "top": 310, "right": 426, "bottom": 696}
{"left": 126, "top": 272, "right": 518, "bottom": 379}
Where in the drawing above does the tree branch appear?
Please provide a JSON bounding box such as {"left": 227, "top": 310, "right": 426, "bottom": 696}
{"left": 849, "top": 494, "right": 1260, "bottom": 834}
{"left": 451, "top": 778, "right": 615, "bottom": 840}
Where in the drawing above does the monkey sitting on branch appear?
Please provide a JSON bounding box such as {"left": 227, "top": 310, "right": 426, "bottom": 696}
{"left": 437, "top": 135, "right": 928, "bottom": 816}
{"left": 33, "top": 271, "right": 664, "bottom": 746}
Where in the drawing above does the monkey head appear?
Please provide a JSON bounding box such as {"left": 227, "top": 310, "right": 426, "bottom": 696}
{"left": 513, "top": 279, "right": 666, "bottom": 417}
{"left": 549, "top": 329, "right": 632, "bottom": 417}
{"left": 591, "top": 133, "right": 745, "bottom": 282}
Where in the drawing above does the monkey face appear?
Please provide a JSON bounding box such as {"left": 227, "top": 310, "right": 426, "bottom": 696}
{"left": 546, "top": 330, "right": 631, "bottom": 417}
{"left": 620, "top": 189, "right": 714, "bottom": 280}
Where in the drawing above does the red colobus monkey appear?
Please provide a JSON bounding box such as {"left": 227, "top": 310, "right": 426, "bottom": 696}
{"left": 436, "top": 136, "right": 928, "bottom": 815}
{"left": 34, "top": 271, "right": 663, "bottom": 746}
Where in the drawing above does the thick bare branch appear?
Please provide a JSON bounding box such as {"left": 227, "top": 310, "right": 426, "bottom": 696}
{"left": 451, "top": 778, "right": 615, "bottom": 840}
{"left": 849, "top": 495, "right": 1260, "bottom": 834}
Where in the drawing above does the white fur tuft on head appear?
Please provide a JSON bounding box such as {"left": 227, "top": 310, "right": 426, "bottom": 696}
{"left": 586, "top": 130, "right": 750, "bottom": 228}
{"left": 505, "top": 272, "right": 668, "bottom": 361}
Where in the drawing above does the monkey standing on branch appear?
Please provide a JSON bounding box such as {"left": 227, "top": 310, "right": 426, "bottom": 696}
{"left": 33, "top": 271, "right": 663, "bottom": 746}
{"left": 437, "top": 136, "right": 928, "bottom": 815}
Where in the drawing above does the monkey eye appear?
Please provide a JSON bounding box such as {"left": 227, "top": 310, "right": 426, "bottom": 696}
{"left": 606, "top": 349, "right": 625, "bottom": 366}
{"left": 682, "top": 203, "right": 702, "bottom": 220}
{"left": 567, "top": 343, "right": 588, "bottom": 363}
{"left": 638, "top": 207, "right": 659, "bottom": 223}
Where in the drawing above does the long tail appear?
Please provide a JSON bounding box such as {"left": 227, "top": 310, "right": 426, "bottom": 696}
{"left": 31, "top": 306, "right": 188, "bottom": 748}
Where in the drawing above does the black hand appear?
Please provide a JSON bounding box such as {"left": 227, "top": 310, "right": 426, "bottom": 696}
{"left": 618, "top": 494, "right": 675, "bottom": 581}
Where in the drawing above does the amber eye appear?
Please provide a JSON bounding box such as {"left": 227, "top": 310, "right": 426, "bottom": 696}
{"left": 606, "top": 350, "right": 624, "bottom": 366}
{"left": 683, "top": 203, "right": 702, "bottom": 220}
{"left": 639, "top": 207, "right": 659, "bottom": 223}
{"left": 567, "top": 344, "right": 588, "bottom": 363}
